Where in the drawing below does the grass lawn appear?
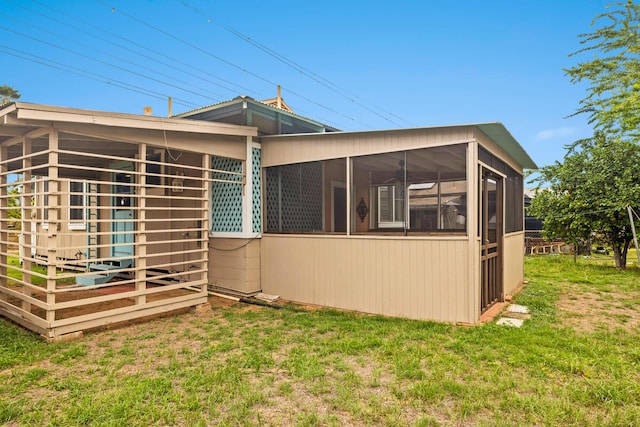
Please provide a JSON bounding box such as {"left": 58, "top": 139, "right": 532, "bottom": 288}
{"left": 1, "top": 255, "right": 639, "bottom": 426}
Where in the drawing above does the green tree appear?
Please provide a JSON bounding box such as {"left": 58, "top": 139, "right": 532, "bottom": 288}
{"left": 564, "top": 1, "right": 640, "bottom": 138}
{"left": 0, "top": 85, "right": 21, "bottom": 105}
{"left": 530, "top": 133, "right": 640, "bottom": 269}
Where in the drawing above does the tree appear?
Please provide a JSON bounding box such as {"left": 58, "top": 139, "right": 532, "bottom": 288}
{"left": 564, "top": 1, "right": 640, "bottom": 139}
{"left": 0, "top": 85, "right": 21, "bottom": 105}
{"left": 529, "top": 133, "right": 640, "bottom": 269}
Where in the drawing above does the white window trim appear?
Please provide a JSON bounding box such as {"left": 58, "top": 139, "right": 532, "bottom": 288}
{"left": 377, "top": 184, "right": 406, "bottom": 229}
{"left": 68, "top": 180, "right": 86, "bottom": 231}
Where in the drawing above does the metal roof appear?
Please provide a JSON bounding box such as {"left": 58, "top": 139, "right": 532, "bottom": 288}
{"left": 474, "top": 123, "right": 537, "bottom": 169}
{"left": 174, "top": 95, "right": 340, "bottom": 132}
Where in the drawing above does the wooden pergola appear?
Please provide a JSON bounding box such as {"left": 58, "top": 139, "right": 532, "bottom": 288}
{"left": 0, "top": 103, "right": 256, "bottom": 340}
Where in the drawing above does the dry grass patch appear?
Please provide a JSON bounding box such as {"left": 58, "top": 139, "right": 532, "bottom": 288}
{"left": 558, "top": 284, "right": 640, "bottom": 333}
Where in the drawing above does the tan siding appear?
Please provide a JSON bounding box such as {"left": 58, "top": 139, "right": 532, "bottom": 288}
{"left": 262, "top": 127, "right": 475, "bottom": 167}
{"left": 503, "top": 232, "right": 525, "bottom": 296}
{"left": 261, "top": 235, "right": 474, "bottom": 323}
{"left": 208, "top": 238, "right": 261, "bottom": 295}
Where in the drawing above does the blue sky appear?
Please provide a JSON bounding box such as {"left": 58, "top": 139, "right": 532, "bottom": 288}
{"left": 0, "top": 0, "right": 612, "bottom": 174}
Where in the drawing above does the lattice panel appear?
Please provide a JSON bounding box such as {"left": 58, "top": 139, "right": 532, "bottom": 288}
{"left": 211, "top": 156, "right": 243, "bottom": 233}
{"left": 265, "top": 162, "right": 322, "bottom": 232}
{"left": 252, "top": 148, "right": 261, "bottom": 233}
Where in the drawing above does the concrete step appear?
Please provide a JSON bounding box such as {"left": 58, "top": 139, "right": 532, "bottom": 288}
{"left": 75, "top": 273, "right": 111, "bottom": 286}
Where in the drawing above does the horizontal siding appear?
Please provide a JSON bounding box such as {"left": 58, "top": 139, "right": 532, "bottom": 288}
{"left": 261, "top": 235, "right": 474, "bottom": 324}
{"left": 262, "top": 127, "right": 475, "bottom": 167}
{"left": 503, "top": 232, "right": 525, "bottom": 296}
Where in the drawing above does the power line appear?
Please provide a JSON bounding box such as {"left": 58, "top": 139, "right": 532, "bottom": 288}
{"left": 0, "top": 24, "right": 217, "bottom": 106}
{"left": 175, "top": 0, "right": 414, "bottom": 127}
{"left": 0, "top": 44, "right": 199, "bottom": 108}
{"left": 96, "top": 0, "right": 374, "bottom": 129}
{"left": 215, "top": 21, "right": 415, "bottom": 128}
{"left": 21, "top": 0, "right": 259, "bottom": 99}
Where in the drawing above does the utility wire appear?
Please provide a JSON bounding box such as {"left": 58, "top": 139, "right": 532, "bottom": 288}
{"left": 2, "top": 4, "right": 227, "bottom": 100}
{"left": 0, "top": 45, "right": 199, "bottom": 108}
{"left": 97, "top": 0, "right": 374, "bottom": 129}
{"left": 217, "top": 22, "right": 414, "bottom": 127}
{"left": 176, "top": 0, "right": 413, "bottom": 127}
{"left": 20, "top": 0, "right": 259, "bottom": 99}
{"left": 0, "top": 21, "right": 221, "bottom": 105}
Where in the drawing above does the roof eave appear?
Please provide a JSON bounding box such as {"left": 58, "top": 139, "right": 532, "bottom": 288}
{"left": 4, "top": 102, "right": 258, "bottom": 138}
{"left": 474, "top": 123, "right": 538, "bottom": 170}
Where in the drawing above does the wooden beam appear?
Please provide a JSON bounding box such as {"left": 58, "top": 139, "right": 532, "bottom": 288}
{"left": 136, "top": 144, "right": 147, "bottom": 305}
{"left": 0, "top": 144, "right": 7, "bottom": 304}
{"left": 1, "top": 127, "right": 51, "bottom": 147}
{"left": 15, "top": 106, "right": 257, "bottom": 137}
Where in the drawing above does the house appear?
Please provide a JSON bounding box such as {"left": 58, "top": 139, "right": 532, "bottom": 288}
{"left": 0, "top": 98, "right": 536, "bottom": 340}
{"left": 524, "top": 188, "right": 544, "bottom": 235}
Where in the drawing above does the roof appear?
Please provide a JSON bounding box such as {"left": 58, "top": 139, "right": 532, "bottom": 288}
{"left": 174, "top": 95, "right": 340, "bottom": 133}
{"left": 0, "top": 102, "right": 258, "bottom": 143}
{"left": 474, "top": 123, "right": 537, "bottom": 170}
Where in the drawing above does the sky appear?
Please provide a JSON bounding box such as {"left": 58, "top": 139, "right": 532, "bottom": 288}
{"left": 0, "top": 0, "right": 614, "bottom": 175}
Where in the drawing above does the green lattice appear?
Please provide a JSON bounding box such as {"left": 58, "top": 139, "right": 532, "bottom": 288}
{"left": 211, "top": 156, "right": 243, "bottom": 232}
{"left": 252, "top": 148, "right": 261, "bottom": 233}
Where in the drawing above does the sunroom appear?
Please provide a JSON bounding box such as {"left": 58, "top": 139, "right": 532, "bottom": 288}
{"left": 0, "top": 103, "right": 257, "bottom": 340}
{"left": 259, "top": 124, "right": 536, "bottom": 324}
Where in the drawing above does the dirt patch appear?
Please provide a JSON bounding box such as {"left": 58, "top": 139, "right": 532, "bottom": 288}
{"left": 557, "top": 284, "right": 639, "bottom": 333}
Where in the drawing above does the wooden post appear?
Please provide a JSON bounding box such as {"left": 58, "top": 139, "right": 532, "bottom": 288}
{"left": 201, "top": 153, "right": 210, "bottom": 294}
{"left": 136, "top": 144, "right": 147, "bottom": 305}
{"left": 22, "top": 139, "right": 32, "bottom": 312}
{"left": 0, "top": 144, "right": 7, "bottom": 304}
{"left": 46, "top": 128, "right": 59, "bottom": 326}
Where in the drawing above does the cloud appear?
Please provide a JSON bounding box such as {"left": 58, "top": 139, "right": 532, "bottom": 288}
{"left": 535, "top": 127, "right": 578, "bottom": 141}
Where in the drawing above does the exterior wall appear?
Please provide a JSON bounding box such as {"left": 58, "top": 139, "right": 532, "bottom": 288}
{"left": 208, "top": 238, "right": 261, "bottom": 295}
{"left": 261, "top": 235, "right": 474, "bottom": 324}
{"left": 262, "top": 127, "right": 476, "bottom": 167}
{"left": 34, "top": 179, "right": 87, "bottom": 261}
{"left": 503, "top": 232, "right": 525, "bottom": 296}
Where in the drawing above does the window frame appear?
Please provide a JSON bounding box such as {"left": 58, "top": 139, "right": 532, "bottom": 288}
{"left": 68, "top": 180, "right": 87, "bottom": 231}
{"left": 376, "top": 184, "right": 406, "bottom": 229}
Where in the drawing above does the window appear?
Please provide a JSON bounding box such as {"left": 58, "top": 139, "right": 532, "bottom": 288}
{"left": 352, "top": 145, "right": 467, "bottom": 234}
{"left": 409, "top": 180, "right": 467, "bottom": 231}
{"left": 505, "top": 166, "right": 524, "bottom": 233}
{"left": 265, "top": 159, "right": 346, "bottom": 233}
{"left": 377, "top": 184, "right": 405, "bottom": 228}
{"left": 479, "top": 145, "right": 524, "bottom": 233}
{"left": 266, "top": 162, "right": 323, "bottom": 232}
{"left": 69, "top": 181, "right": 86, "bottom": 230}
